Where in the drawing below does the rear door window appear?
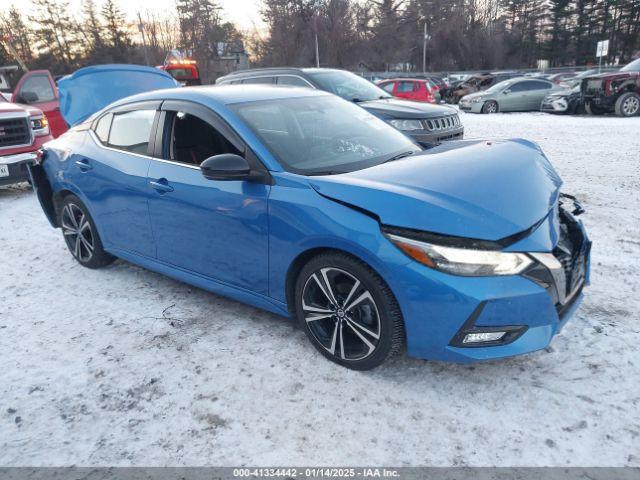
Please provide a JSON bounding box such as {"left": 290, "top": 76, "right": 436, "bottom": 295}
{"left": 242, "top": 76, "right": 275, "bottom": 85}
{"left": 276, "top": 76, "right": 311, "bottom": 87}
{"left": 397, "top": 81, "right": 415, "bottom": 93}
{"left": 108, "top": 110, "right": 156, "bottom": 155}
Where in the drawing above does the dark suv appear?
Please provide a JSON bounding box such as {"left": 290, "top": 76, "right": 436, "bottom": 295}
{"left": 582, "top": 58, "right": 640, "bottom": 117}
{"left": 216, "top": 68, "right": 463, "bottom": 145}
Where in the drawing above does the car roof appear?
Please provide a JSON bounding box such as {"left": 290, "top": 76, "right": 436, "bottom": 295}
{"left": 219, "top": 67, "right": 358, "bottom": 80}
{"left": 380, "top": 78, "right": 427, "bottom": 82}
{"left": 108, "top": 84, "right": 330, "bottom": 109}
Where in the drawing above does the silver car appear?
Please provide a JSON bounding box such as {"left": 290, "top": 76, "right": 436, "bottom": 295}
{"left": 459, "top": 78, "right": 564, "bottom": 113}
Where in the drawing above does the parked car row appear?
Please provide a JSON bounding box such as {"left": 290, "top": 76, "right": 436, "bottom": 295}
{"left": 450, "top": 59, "right": 640, "bottom": 117}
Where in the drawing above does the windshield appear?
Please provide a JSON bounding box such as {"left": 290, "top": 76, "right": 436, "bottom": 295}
{"left": 621, "top": 58, "right": 640, "bottom": 72}
{"left": 483, "top": 79, "right": 512, "bottom": 94}
{"left": 306, "top": 70, "right": 392, "bottom": 102}
{"left": 232, "top": 95, "right": 420, "bottom": 175}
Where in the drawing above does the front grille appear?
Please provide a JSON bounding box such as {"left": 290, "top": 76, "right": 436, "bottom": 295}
{"left": 424, "top": 115, "right": 460, "bottom": 132}
{"left": 0, "top": 117, "right": 31, "bottom": 148}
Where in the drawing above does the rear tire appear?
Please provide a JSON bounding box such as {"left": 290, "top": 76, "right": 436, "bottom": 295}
{"left": 294, "top": 252, "right": 404, "bottom": 370}
{"left": 58, "top": 194, "right": 115, "bottom": 269}
{"left": 614, "top": 92, "right": 640, "bottom": 117}
{"left": 482, "top": 100, "right": 499, "bottom": 114}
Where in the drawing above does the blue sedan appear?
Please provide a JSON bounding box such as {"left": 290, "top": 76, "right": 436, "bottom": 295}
{"left": 30, "top": 66, "right": 590, "bottom": 370}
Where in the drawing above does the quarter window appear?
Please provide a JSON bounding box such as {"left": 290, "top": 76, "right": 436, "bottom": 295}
{"left": 108, "top": 110, "right": 156, "bottom": 155}
{"left": 93, "top": 113, "right": 113, "bottom": 143}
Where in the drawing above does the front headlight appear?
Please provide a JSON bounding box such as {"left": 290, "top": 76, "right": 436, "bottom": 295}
{"left": 30, "top": 115, "right": 50, "bottom": 136}
{"left": 470, "top": 97, "right": 483, "bottom": 103}
{"left": 386, "top": 233, "right": 533, "bottom": 276}
{"left": 389, "top": 119, "right": 423, "bottom": 131}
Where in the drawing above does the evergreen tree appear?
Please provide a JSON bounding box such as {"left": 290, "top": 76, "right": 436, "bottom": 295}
{"left": 101, "top": 0, "right": 133, "bottom": 61}
{"left": 28, "top": 0, "right": 80, "bottom": 70}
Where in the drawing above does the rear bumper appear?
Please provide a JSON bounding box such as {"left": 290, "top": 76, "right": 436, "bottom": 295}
{"left": 0, "top": 151, "right": 37, "bottom": 186}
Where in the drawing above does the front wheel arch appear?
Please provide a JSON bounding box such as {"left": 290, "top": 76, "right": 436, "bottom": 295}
{"left": 293, "top": 250, "right": 406, "bottom": 369}
{"left": 285, "top": 247, "right": 399, "bottom": 319}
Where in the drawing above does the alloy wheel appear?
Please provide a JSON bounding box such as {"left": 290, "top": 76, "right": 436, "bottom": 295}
{"left": 623, "top": 96, "right": 639, "bottom": 116}
{"left": 302, "top": 267, "right": 381, "bottom": 361}
{"left": 61, "top": 203, "right": 94, "bottom": 262}
{"left": 486, "top": 102, "right": 498, "bottom": 113}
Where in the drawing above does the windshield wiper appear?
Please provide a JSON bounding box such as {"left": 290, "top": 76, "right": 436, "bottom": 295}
{"left": 383, "top": 151, "right": 417, "bottom": 163}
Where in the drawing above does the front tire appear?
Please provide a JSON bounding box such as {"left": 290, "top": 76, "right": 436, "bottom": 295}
{"left": 615, "top": 92, "right": 640, "bottom": 117}
{"left": 295, "top": 252, "right": 404, "bottom": 370}
{"left": 482, "top": 100, "right": 499, "bottom": 114}
{"left": 585, "top": 102, "right": 606, "bottom": 115}
{"left": 58, "top": 194, "right": 115, "bottom": 269}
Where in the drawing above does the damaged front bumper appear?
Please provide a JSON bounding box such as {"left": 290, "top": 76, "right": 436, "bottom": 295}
{"left": 384, "top": 201, "right": 591, "bottom": 363}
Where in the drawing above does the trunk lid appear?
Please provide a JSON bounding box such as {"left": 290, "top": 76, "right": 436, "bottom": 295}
{"left": 308, "top": 139, "right": 562, "bottom": 241}
{"left": 58, "top": 64, "right": 179, "bottom": 126}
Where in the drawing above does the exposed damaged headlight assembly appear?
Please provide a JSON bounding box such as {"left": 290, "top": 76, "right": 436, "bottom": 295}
{"left": 386, "top": 233, "right": 533, "bottom": 276}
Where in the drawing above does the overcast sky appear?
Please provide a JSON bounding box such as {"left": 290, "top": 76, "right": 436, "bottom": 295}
{"left": 14, "top": 0, "right": 265, "bottom": 31}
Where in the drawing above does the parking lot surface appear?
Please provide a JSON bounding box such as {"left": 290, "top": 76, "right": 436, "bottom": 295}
{"left": 1, "top": 112, "right": 639, "bottom": 466}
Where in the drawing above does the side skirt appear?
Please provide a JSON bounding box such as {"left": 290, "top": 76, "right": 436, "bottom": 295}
{"left": 107, "top": 246, "right": 291, "bottom": 318}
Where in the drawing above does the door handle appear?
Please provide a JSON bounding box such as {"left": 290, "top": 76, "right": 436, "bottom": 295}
{"left": 149, "top": 179, "right": 174, "bottom": 193}
{"left": 75, "top": 159, "right": 93, "bottom": 171}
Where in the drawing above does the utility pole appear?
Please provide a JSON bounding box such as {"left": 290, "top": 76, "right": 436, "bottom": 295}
{"left": 422, "top": 22, "right": 428, "bottom": 74}
{"left": 137, "top": 12, "right": 151, "bottom": 66}
{"left": 314, "top": 15, "right": 320, "bottom": 68}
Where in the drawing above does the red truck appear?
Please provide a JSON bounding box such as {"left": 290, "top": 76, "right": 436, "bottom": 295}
{"left": 11, "top": 70, "right": 67, "bottom": 137}
{"left": 0, "top": 70, "right": 65, "bottom": 186}
{"left": 0, "top": 93, "right": 53, "bottom": 186}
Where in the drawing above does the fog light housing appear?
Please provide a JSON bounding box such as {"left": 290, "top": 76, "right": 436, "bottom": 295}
{"left": 463, "top": 331, "right": 506, "bottom": 344}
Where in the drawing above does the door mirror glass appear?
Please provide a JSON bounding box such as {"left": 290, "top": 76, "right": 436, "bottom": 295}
{"left": 201, "top": 154, "right": 250, "bottom": 181}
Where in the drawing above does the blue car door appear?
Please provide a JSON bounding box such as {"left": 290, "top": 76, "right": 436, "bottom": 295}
{"left": 146, "top": 101, "right": 271, "bottom": 294}
{"left": 72, "top": 102, "right": 159, "bottom": 258}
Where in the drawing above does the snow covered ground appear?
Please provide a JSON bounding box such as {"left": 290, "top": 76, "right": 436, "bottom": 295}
{"left": 1, "top": 112, "right": 639, "bottom": 467}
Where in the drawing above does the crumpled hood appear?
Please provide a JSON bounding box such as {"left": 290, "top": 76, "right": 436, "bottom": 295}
{"left": 309, "top": 139, "right": 562, "bottom": 241}
{"left": 359, "top": 97, "right": 457, "bottom": 119}
{"left": 58, "top": 64, "right": 179, "bottom": 126}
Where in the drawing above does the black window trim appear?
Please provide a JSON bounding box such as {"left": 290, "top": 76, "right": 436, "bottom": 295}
{"left": 154, "top": 99, "right": 272, "bottom": 183}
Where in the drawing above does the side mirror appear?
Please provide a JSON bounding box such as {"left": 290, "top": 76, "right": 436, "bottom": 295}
{"left": 502, "top": 89, "right": 511, "bottom": 95}
{"left": 18, "top": 91, "right": 39, "bottom": 104}
{"left": 200, "top": 153, "right": 250, "bottom": 181}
